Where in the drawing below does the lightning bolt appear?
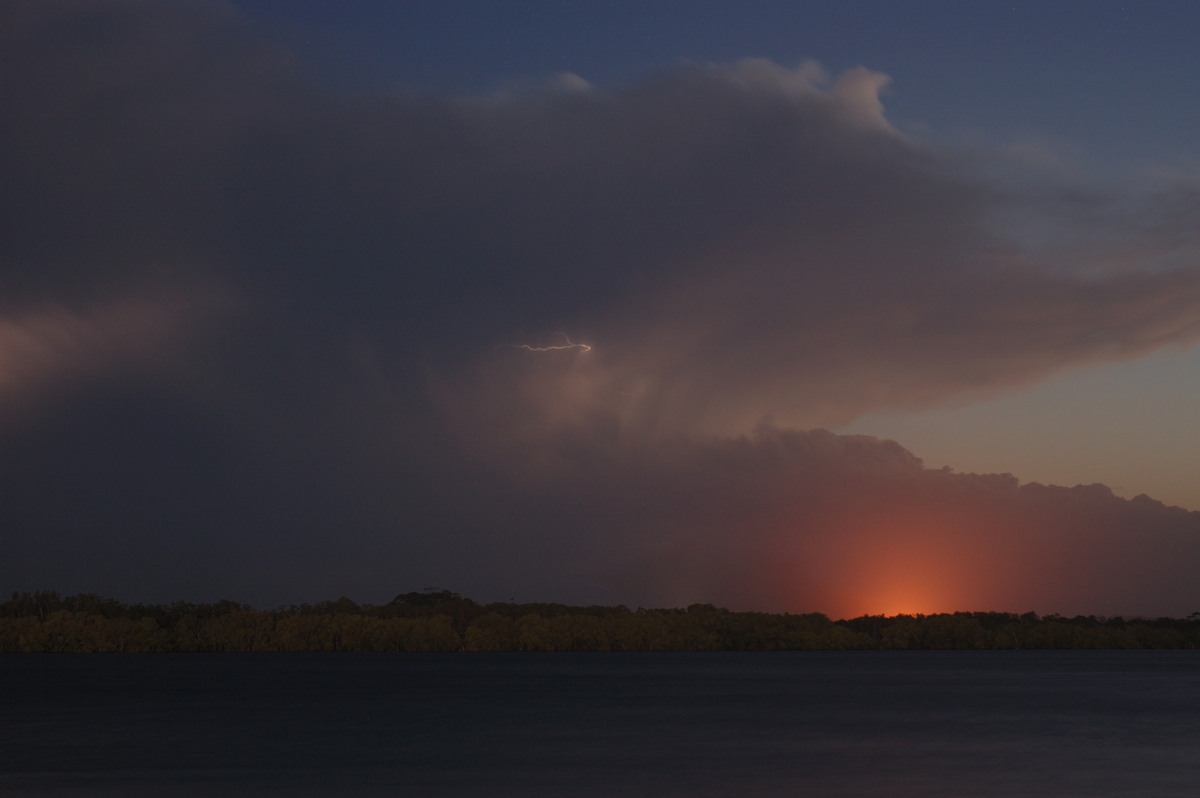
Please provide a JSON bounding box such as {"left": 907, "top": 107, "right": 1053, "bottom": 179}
{"left": 514, "top": 333, "right": 592, "bottom": 353}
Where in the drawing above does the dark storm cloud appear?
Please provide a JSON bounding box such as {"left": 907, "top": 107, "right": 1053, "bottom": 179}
{"left": 455, "top": 426, "right": 1200, "bottom": 618}
{"left": 3, "top": 0, "right": 1199, "bottom": 614}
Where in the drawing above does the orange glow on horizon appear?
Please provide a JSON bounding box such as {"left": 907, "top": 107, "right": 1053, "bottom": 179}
{"left": 783, "top": 501, "right": 1006, "bottom": 619}
{"left": 853, "top": 586, "right": 954, "bottom": 619}
{"left": 830, "top": 572, "right": 961, "bottom": 619}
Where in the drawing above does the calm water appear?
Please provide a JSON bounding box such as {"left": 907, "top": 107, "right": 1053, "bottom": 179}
{"left": 3, "top": 651, "right": 1199, "bottom": 796}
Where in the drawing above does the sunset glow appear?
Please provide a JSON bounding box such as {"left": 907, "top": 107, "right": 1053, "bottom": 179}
{"left": 850, "top": 540, "right": 975, "bottom": 618}
{"left": 851, "top": 577, "right": 959, "bottom": 620}
{"left": 775, "top": 496, "right": 1023, "bottom": 619}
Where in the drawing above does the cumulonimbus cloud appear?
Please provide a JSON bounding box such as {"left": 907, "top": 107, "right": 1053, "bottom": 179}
{"left": 400, "top": 55, "right": 1200, "bottom": 439}
{"left": 3, "top": 0, "right": 1199, "bottom": 615}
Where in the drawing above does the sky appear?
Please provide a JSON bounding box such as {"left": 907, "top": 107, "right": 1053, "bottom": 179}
{"left": 3, "top": 0, "right": 1200, "bottom": 619}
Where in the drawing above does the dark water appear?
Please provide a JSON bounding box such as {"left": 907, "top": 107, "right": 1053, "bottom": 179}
{"left": 3, "top": 651, "right": 1200, "bottom": 796}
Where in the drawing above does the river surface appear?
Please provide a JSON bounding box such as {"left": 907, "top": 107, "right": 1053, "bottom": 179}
{"left": 3, "top": 651, "right": 1199, "bottom": 796}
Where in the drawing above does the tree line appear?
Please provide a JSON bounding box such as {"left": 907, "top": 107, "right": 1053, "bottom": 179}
{"left": 2, "top": 590, "right": 1199, "bottom": 652}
